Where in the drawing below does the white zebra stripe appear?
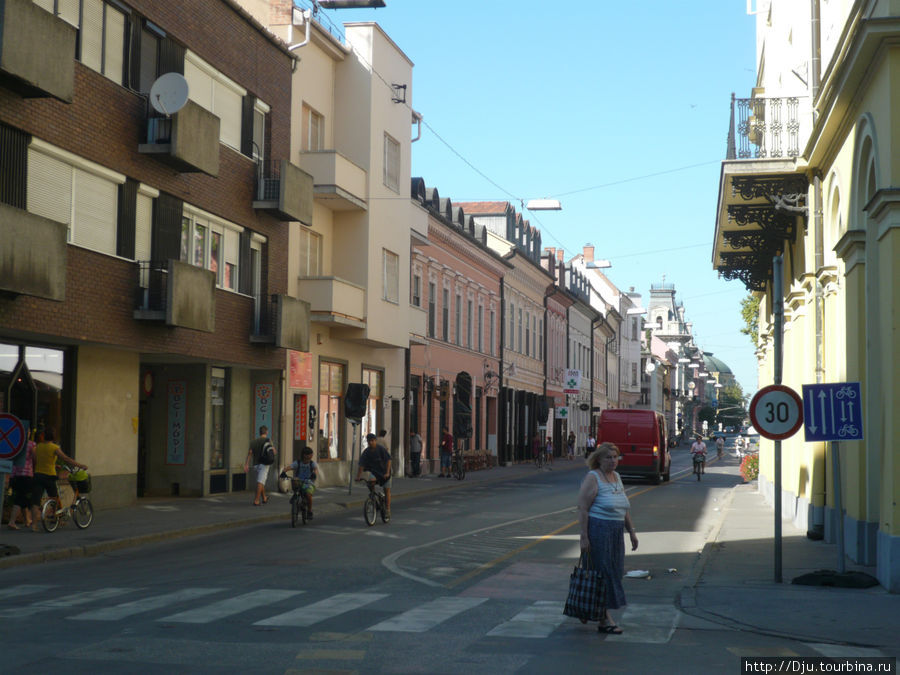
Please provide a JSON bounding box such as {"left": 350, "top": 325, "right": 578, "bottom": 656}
{"left": 70, "top": 588, "right": 224, "bottom": 621}
{"left": 159, "top": 589, "right": 302, "bottom": 624}
{"left": 254, "top": 592, "right": 387, "bottom": 627}
{"left": 486, "top": 600, "right": 567, "bottom": 638}
{"left": 367, "top": 596, "right": 488, "bottom": 633}
{"left": 0, "top": 588, "right": 136, "bottom": 618}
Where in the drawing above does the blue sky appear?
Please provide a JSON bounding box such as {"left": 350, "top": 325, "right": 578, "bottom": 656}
{"left": 313, "top": 1, "right": 759, "bottom": 394}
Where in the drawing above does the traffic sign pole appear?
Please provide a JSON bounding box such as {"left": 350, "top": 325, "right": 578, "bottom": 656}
{"left": 773, "top": 255, "right": 784, "bottom": 584}
{"left": 832, "top": 441, "right": 845, "bottom": 573}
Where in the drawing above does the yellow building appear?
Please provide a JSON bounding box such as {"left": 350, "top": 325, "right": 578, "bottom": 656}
{"left": 712, "top": 1, "right": 899, "bottom": 590}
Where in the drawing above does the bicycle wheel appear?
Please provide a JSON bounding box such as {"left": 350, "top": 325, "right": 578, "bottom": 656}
{"left": 291, "top": 496, "right": 299, "bottom": 528}
{"left": 300, "top": 499, "right": 308, "bottom": 525}
{"left": 363, "top": 496, "right": 377, "bottom": 526}
{"left": 380, "top": 497, "right": 390, "bottom": 523}
{"left": 455, "top": 461, "right": 465, "bottom": 481}
{"left": 41, "top": 500, "right": 60, "bottom": 533}
{"left": 73, "top": 498, "right": 93, "bottom": 529}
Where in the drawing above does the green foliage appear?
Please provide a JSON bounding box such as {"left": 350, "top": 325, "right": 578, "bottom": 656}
{"left": 740, "top": 453, "right": 759, "bottom": 482}
{"left": 740, "top": 295, "right": 760, "bottom": 346}
{"left": 716, "top": 382, "right": 747, "bottom": 428}
{"left": 697, "top": 405, "right": 717, "bottom": 426}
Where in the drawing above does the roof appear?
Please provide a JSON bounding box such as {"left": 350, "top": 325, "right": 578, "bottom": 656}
{"left": 703, "top": 352, "right": 733, "bottom": 375}
{"left": 452, "top": 201, "right": 511, "bottom": 215}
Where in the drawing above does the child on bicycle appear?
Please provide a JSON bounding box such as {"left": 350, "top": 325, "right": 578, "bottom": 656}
{"left": 280, "top": 446, "right": 318, "bottom": 520}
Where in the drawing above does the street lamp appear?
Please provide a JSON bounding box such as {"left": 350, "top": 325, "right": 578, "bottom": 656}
{"left": 525, "top": 198, "right": 562, "bottom": 211}
{"left": 319, "top": 1, "right": 386, "bottom": 8}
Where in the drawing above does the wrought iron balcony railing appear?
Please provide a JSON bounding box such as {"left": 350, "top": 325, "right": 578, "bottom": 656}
{"left": 725, "top": 94, "right": 802, "bottom": 160}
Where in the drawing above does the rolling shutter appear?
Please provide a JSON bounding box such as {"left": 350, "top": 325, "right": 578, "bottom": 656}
{"left": 135, "top": 193, "right": 153, "bottom": 262}
{"left": 103, "top": 5, "right": 126, "bottom": 85}
{"left": 72, "top": 168, "right": 117, "bottom": 255}
{"left": 158, "top": 37, "right": 184, "bottom": 76}
{"left": 215, "top": 81, "right": 242, "bottom": 150}
{"left": 184, "top": 57, "right": 213, "bottom": 111}
{"left": 33, "top": 0, "right": 54, "bottom": 12}
{"left": 27, "top": 148, "right": 72, "bottom": 228}
{"left": 56, "top": 0, "right": 79, "bottom": 27}
{"left": 79, "top": 0, "right": 104, "bottom": 72}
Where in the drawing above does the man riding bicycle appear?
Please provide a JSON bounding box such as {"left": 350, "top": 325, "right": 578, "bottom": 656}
{"left": 356, "top": 433, "right": 392, "bottom": 517}
{"left": 691, "top": 435, "right": 707, "bottom": 476}
{"left": 280, "top": 446, "right": 317, "bottom": 520}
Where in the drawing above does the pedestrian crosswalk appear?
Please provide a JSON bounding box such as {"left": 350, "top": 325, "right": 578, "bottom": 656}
{"left": 0, "top": 583, "right": 664, "bottom": 641}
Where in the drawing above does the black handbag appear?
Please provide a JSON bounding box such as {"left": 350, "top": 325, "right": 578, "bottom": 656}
{"left": 563, "top": 552, "right": 606, "bottom": 622}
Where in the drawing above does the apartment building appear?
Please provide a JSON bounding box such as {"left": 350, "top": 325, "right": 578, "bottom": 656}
{"left": 712, "top": 0, "right": 900, "bottom": 589}
{"left": 0, "top": 0, "right": 312, "bottom": 506}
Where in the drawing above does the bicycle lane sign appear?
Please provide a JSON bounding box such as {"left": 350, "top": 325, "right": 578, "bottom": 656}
{"left": 0, "top": 413, "right": 26, "bottom": 473}
{"left": 749, "top": 385, "right": 804, "bottom": 441}
{"left": 802, "top": 382, "right": 863, "bottom": 442}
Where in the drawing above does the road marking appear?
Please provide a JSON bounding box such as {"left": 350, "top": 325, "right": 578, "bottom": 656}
{"left": 486, "top": 601, "right": 566, "bottom": 638}
{"left": 0, "top": 584, "right": 55, "bottom": 600}
{"left": 159, "top": 589, "right": 302, "bottom": 624}
{"left": 0, "top": 588, "right": 136, "bottom": 617}
{"left": 70, "top": 588, "right": 224, "bottom": 621}
{"left": 367, "top": 596, "right": 488, "bottom": 632}
{"left": 810, "top": 644, "right": 887, "bottom": 658}
{"left": 606, "top": 604, "right": 680, "bottom": 643}
{"left": 255, "top": 593, "right": 387, "bottom": 627}
{"left": 295, "top": 649, "right": 366, "bottom": 661}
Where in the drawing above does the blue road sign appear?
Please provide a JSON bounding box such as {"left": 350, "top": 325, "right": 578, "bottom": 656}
{"left": 802, "top": 382, "right": 863, "bottom": 442}
{"left": 0, "top": 413, "right": 26, "bottom": 460}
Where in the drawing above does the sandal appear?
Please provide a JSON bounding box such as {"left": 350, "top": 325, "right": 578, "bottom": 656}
{"left": 598, "top": 624, "right": 623, "bottom": 634}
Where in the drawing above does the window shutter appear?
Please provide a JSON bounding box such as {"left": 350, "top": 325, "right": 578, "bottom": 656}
{"left": 73, "top": 168, "right": 117, "bottom": 255}
{"left": 158, "top": 37, "right": 184, "bottom": 76}
{"left": 135, "top": 192, "right": 152, "bottom": 262}
{"left": 56, "top": 0, "right": 79, "bottom": 26}
{"left": 238, "top": 230, "right": 251, "bottom": 294}
{"left": 33, "top": 0, "right": 54, "bottom": 12}
{"left": 0, "top": 123, "right": 28, "bottom": 209}
{"left": 117, "top": 178, "right": 138, "bottom": 259}
{"left": 137, "top": 29, "right": 159, "bottom": 93}
{"left": 215, "top": 81, "right": 242, "bottom": 150}
{"left": 27, "top": 148, "right": 72, "bottom": 227}
{"left": 241, "top": 95, "right": 255, "bottom": 157}
{"left": 80, "top": 0, "right": 103, "bottom": 72}
{"left": 184, "top": 57, "right": 212, "bottom": 111}
{"left": 152, "top": 192, "right": 183, "bottom": 263}
{"left": 103, "top": 5, "right": 126, "bottom": 85}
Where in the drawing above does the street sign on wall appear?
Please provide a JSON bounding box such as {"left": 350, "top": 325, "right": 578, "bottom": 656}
{"left": 802, "top": 382, "right": 863, "bottom": 442}
{"left": 563, "top": 369, "right": 581, "bottom": 395}
{"left": 749, "top": 384, "right": 803, "bottom": 441}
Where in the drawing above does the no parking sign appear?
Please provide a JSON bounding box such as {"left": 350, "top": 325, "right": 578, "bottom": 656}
{"left": 0, "top": 413, "right": 26, "bottom": 473}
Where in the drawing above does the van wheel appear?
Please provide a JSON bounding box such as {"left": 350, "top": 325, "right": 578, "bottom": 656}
{"left": 652, "top": 472, "right": 661, "bottom": 485}
{"left": 663, "top": 467, "right": 671, "bottom": 482}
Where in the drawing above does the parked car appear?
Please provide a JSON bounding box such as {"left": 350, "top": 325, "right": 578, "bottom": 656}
{"left": 597, "top": 409, "right": 671, "bottom": 484}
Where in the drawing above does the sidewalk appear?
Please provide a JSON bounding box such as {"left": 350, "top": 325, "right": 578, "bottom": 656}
{"left": 0, "top": 459, "right": 582, "bottom": 570}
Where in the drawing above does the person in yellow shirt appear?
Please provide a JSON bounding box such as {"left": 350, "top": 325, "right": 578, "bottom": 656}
{"left": 30, "top": 429, "right": 87, "bottom": 532}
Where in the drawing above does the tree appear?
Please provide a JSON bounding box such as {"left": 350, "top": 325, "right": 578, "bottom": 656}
{"left": 740, "top": 294, "right": 760, "bottom": 346}
{"left": 698, "top": 405, "right": 717, "bottom": 428}
{"left": 716, "top": 382, "right": 747, "bottom": 429}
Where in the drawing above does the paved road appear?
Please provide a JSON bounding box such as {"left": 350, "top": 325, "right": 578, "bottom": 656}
{"left": 0, "top": 451, "right": 891, "bottom": 673}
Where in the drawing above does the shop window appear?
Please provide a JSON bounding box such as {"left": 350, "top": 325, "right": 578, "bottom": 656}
{"left": 318, "top": 361, "right": 344, "bottom": 460}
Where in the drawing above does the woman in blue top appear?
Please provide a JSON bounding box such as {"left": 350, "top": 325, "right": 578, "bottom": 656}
{"left": 577, "top": 442, "right": 639, "bottom": 634}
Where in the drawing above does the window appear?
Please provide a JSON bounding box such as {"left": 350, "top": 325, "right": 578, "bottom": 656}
{"left": 533, "top": 316, "right": 538, "bottom": 358}
{"left": 489, "top": 311, "right": 495, "bottom": 356}
{"left": 184, "top": 50, "right": 245, "bottom": 150}
{"left": 302, "top": 104, "right": 324, "bottom": 152}
{"left": 382, "top": 249, "right": 399, "bottom": 303}
{"left": 180, "top": 206, "right": 242, "bottom": 289}
{"left": 525, "top": 311, "right": 530, "bottom": 355}
{"left": 539, "top": 319, "right": 543, "bottom": 360}
{"left": 455, "top": 294, "right": 461, "bottom": 345}
{"left": 412, "top": 275, "right": 421, "bottom": 307}
{"left": 508, "top": 302, "right": 515, "bottom": 349}
{"left": 318, "top": 361, "right": 345, "bottom": 460}
{"left": 466, "top": 300, "right": 473, "bottom": 349}
{"left": 442, "top": 289, "right": 449, "bottom": 341}
{"left": 632, "top": 318, "right": 639, "bottom": 341}
{"left": 298, "top": 228, "right": 321, "bottom": 277}
{"left": 362, "top": 368, "right": 383, "bottom": 441}
{"left": 138, "top": 26, "right": 160, "bottom": 93}
{"left": 477, "top": 304, "right": 483, "bottom": 353}
{"left": 72, "top": 0, "right": 127, "bottom": 85}
{"left": 518, "top": 308, "right": 523, "bottom": 353}
{"left": 252, "top": 103, "right": 267, "bottom": 162}
{"left": 632, "top": 363, "right": 638, "bottom": 387}
{"left": 428, "top": 282, "right": 436, "bottom": 337}
{"left": 27, "top": 140, "right": 123, "bottom": 257}
{"left": 383, "top": 133, "right": 400, "bottom": 193}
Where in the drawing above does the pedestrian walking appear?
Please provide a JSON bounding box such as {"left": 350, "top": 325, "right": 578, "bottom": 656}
{"left": 586, "top": 433, "right": 597, "bottom": 458}
{"left": 409, "top": 430, "right": 423, "bottom": 477}
{"left": 7, "top": 438, "right": 35, "bottom": 530}
{"left": 567, "top": 431, "right": 577, "bottom": 460}
{"left": 245, "top": 426, "right": 276, "bottom": 506}
{"left": 577, "top": 442, "right": 638, "bottom": 634}
{"left": 439, "top": 426, "right": 453, "bottom": 478}
{"left": 715, "top": 435, "right": 725, "bottom": 459}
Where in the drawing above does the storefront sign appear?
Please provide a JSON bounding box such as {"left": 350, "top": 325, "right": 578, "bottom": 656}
{"left": 255, "top": 383, "right": 274, "bottom": 436}
{"left": 294, "top": 394, "right": 307, "bottom": 441}
{"left": 563, "top": 369, "right": 582, "bottom": 395}
{"left": 289, "top": 351, "right": 313, "bottom": 389}
{"left": 166, "top": 380, "right": 187, "bottom": 465}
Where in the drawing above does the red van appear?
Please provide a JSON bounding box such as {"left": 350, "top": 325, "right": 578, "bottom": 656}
{"left": 597, "top": 409, "right": 671, "bottom": 484}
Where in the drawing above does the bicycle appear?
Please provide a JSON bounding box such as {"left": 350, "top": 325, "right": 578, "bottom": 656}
{"left": 451, "top": 451, "right": 466, "bottom": 480}
{"left": 692, "top": 454, "right": 706, "bottom": 481}
{"left": 289, "top": 478, "right": 312, "bottom": 527}
{"left": 359, "top": 478, "right": 390, "bottom": 526}
{"left": 41, "top": 466, "right": 93, "bottom": 532}
{"left": 534, "top": 450, "right": 544, "bottom": 469}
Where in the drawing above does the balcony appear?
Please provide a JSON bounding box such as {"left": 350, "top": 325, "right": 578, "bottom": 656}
{"left": 297, "top": 276, "right": 365, "bottom": 327}
{"left": 0, "top": 0, "right": 75, "bottom": 102}
{"left": 138, "top": 100, "right": 220, "bottom": 176}
{"left": 252, "top": 159, "right": 313, "bottom": 225}
{"left": 409, "top": 304, "right": 427, "bottom": 345}
{"left": 134, "top": 260, "right": 216, "bottom": 332}
{"left": 250, "top": 293, "right": 311, "bottom": 351}
{"left": 0, "top": 202, "right": 67, "bottom": 300}
{"left": 297, "top": 150, "right": 367, "bottom": 210}
{"left": 713, "top": 93, "right": 811, "bottom": 292}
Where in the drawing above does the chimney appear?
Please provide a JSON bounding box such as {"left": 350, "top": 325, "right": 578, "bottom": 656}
{"left": 556, "top": 249, "right": 564, "bottom": 263}
{"left": 544, "top": 247, "right": 555, "bottom": 260}
{"left": 583, "top": 244, "right": 594, "bottom": 263}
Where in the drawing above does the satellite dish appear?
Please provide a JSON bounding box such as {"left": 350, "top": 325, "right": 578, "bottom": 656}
{"left": 149, "top": 73, "right": 189, "bottom": 116}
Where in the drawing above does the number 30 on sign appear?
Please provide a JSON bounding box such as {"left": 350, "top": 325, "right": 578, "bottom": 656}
{"left": 749, "top": 384, "right": 804, "bottom": 441}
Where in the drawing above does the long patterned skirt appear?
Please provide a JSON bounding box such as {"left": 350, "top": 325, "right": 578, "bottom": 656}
{"left": 587, "top": 516, "right": 627, "bottom": 610}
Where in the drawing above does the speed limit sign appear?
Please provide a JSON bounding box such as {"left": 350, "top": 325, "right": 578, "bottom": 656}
{"left": 749, "top": 384, "right": 803, "bottom": 440}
